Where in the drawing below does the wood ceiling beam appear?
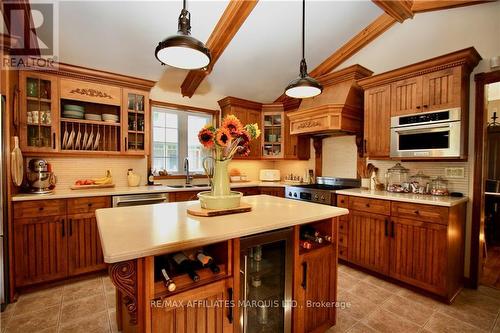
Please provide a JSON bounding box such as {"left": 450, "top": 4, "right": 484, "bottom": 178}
{"left": 181, "top": 0, "right": 258, "bottom": 98}
{"left": 411, "top": 0, "right": 495, "bottom": 13}
{"left": 372, "top": 0, "right": 414, "bottom": 22}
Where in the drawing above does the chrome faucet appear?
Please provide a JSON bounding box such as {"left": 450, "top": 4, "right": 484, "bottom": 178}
{"left": 184, "top": 157, "right": 193, "bottom": 185}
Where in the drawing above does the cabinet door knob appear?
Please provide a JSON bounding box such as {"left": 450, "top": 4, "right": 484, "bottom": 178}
{"left": 301, "top": 262, "right": 308, "bottom": 290}
{"left": 423, "top": 105, "right": 428, "bottom": 108}
{"left": 366, "top": 203, "right": 370, "bottom": 208}
{"left": 416, "top": 106, "right": 421, "bottom": 109}
{"left": 88, "top": 203, "right": 93, "bottom": 207}
{"left": 38, "top": 207, "right": 44, "bottom": 211}
{"left": 414, "top": 210, "right": 420, "bottom": 215}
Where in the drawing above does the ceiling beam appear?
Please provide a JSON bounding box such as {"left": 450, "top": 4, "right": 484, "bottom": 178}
{"left": 181, "top": 0, "right": 258, "bottom": 98}
{"left": 412, "top": 0, "right": 495, "bottom": 13}
{"left": 372, "top": 0, "right": 414, "bottom": 22}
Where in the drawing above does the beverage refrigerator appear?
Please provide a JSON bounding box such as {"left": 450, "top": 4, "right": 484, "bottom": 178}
{"left": 1, "top": 95, "right": 8, "bottom": 310}
{"left": 239, "top": 228, "right": 293, "bottom": 333}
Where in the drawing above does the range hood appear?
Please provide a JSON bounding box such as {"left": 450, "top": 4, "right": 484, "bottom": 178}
{"left": 287, "top": 65, "right": 372, "bottom": 135}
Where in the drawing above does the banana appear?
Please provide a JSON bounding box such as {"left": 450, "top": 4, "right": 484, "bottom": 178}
{"left": 92, "top": 170, "right": 113, "bottom": 185}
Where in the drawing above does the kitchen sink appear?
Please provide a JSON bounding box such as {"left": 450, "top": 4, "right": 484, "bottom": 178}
{"left": 167, "top": 184, "right": 209, "bottom": 188}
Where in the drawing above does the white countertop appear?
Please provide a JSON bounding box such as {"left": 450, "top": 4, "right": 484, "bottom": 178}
{"left": 12, "top": 181, "right": 289, "bottom": 201}
{"left": 336, "top": 188, "right": 468, "bottom": 207}
{"left": 96, "top": 195, "right": 348, "bottom": 263}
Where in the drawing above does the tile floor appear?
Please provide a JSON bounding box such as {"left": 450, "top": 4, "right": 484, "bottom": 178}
{"left": 1, "top": 264, "right": 499, "bottom": 333}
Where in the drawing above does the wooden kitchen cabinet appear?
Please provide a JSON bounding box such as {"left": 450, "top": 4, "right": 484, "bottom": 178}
{"left": 347, "top": 211, "right": 390, "bottom": 275}
{"left": 363, "top": 85, "right": 391, "bottom": 159}
{"left": 391, "top": 76, "right": 422, "bottom": 116}
{"left": 389, "top": 217, "right": 447, "bottom": 294}
{"left": 151, "top": 278, "right": 234, "bottom": 333}
{"left": 295, "top": 245, "right": 336, "bottom": 333}
{"left": 122, "top": 88, "right": 150, "bottom": 155}
{"left": 13, "top": 216, "right": 68, "bottom": 287}
{"left": 283, "top": 109, "right": 310, "bottom": 160}
{"left": 169, "top": 190, "right": 202, "bottom": 202}
{"left": 67, "top": 212, "right": 107, "bottom": 276}
{"left": 421, "top": 67, "right": 461, "bottom": 112}
{"left": 19, "top": 71, "right": 60, "bottom": 153}
{"left": 259, "top": 187, "right": 285, "bottom": 197}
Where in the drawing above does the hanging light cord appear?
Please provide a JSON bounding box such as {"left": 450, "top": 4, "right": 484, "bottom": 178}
{"left": 299, "top": 0, "right": 308, "bottom": 78}
{"left": 178, "top": 0, "right": 191, "bottom": 34}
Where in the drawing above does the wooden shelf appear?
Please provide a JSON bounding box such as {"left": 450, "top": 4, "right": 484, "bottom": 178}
{"left": 154, "top": 264, "right": 228, "bottom": 298}
{"left": 128, "top": 109, "right": 145, "bottom": 114}
{"left": 27, "top": 123, "right": 52, "bottom": 128}
{"left": 61, "top": 118, "right": 121, "bottom": 127}
{"left": 27, "top": 97, "right": 52, "bottom": 103}
{"left": 263, "top": 141, "right": 281, "bottom": 144}
{"left": 299, "top": 241, "right": 333, "bottom": 256}
{"left": 127, "top": 130, "right": 145, "bottom": 134}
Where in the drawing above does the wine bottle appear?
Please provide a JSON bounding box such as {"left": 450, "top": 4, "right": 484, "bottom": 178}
{"left": 161, "top": 269, "right": 177, "bottom": 292}
{"left": 322, "top": 234, "right": 332, "bottom": 242}
{"left": 299, "top": 240, "right": 312, "bottom": 250}
{"left": 147, "top": 168, "right": 155, "bottom": 185}
{"left": 301, "top": 226, "right": 323, "bottom": 244}
{"left": 172, "top": 253, "right": 200, "bottom": 282}
{"left": 196, "top": 250, "right": 220, "bottom": 274}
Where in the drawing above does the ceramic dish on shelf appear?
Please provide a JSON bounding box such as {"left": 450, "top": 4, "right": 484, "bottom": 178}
{"left": 75, "top": 131, "right": 82, "bottom": 150}
{"left": 102, "top": 114, "right": 119, "bottom": 122}
{"left": 67, "top": 130, "right": 75, "bottom": 149}
{"left": 84, "top": 114, "right": 102, "bottom": 121}
{"left": 86, "top": 132, "right": 94, "bottom": 150}
{"left": 63, "top": 104, "right": 84, "bottom": 112}
{"left": 62, "top": 130, "right": 69, "bottom": 149}
{"left": 93, "top": 132, "right": 100, "bottom": 150}
{"left": 63, "top": 110, "right": 84, "bottom": 119}
{"left": 82, "top": 132, "right": 89, "bottom": 149}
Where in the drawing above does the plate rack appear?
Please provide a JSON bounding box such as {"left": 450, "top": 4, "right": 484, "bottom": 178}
{"left": 60, "top": 119, "right": 121, "bottom": 152}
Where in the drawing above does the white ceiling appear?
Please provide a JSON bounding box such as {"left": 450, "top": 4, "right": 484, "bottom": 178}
{"left": 57, "top": 0, "right": 382, "bottom": 103}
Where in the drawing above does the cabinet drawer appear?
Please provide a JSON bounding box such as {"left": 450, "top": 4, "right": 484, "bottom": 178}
{"left": 338, "top": 234, "right": 348, "bottom": 247}
{"left": 67, "top": 196, "right": 111, "bottom": 215}
{"left": 337, "top": 195, "right": 349, "bottom": 208}
{"left": 14, "top": 200, "right": 67, "bottom": 219}
{"left": 348, "top": 197, "right": 390, "bottom": 215}
{"left": 391, "top": 202, "right": 449, "bottom": 225}
{"left": 339, "top": 219, "right": 349, "bottom": 234}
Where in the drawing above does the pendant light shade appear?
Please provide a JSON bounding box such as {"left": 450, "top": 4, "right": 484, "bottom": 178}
{"left": 155, "top": 1, "right": 211, "bottom": 70}
{"left": 285, "top": 0, "right": 322, "bottom": 99}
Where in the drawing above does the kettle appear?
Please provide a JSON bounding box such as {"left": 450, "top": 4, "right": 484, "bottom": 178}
{"left": 127, "top": 169, "right": 141, "bottom": 187}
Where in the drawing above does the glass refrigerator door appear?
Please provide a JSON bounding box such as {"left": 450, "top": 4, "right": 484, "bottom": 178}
{"left": 240, "top": 229, "right": 292, "bottom": 333}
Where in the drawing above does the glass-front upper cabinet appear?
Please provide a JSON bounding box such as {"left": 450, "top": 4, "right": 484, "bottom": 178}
{"left": 122, "top": 88, "right": 149, "bottom": 155}
{"left": 262, "top": 111, "right": 284, "bottom": 158}
{"left": 19, "top": 72, "right": 59, "bottom": 152}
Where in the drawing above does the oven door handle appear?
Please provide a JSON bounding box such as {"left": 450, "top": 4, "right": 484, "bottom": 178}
{"left": 393, "top": 123, "right": 453, "bottom": 135}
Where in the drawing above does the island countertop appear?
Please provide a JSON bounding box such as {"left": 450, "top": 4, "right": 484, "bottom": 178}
{"left": 96, "top": 195, "right": 348, "bottom": 263}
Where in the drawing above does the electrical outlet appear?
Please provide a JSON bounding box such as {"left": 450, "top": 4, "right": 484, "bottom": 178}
{"left": 445, "top": 167, "right": 465, "bottom": 179}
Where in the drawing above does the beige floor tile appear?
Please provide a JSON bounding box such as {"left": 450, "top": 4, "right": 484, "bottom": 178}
{"left": 62, "top": 278, "right": 104, "bottom": 303}
{"left": 340, "top": 291, "right": 379, "bottom": 321}
{"left": 338, "top": 271, "right": 361, "bottom": 292}
{"left": 108, "top": 310, "right": 119, "bottom": 333}
{"left": 455, "top": 289, "right": 500, "bottom": 315}
{"left": 349, "top": 280, "right": 393, "bottom": 305}
{"left": 60, "top": 294, "right": 106, "bottom": 325}
{"left": 361, "top": 308, "right": 421, "bottom": 333}
{"left": 341, "top": 266, "right": 370, "bottom": 280}
{"left": 363, "top": 275, "right": 404, "bottom": 294}
{"left": 396, "top": 289, "right": 443, "bottom": 310}
{"left": 438, "top": 295, "right": 498, "bottom": 331}
{"left": 13, "top": 289, "right": 62, "bottom": 316}
{"left": 58, "top": 310, "right": 110, "bottom": 333}
{"left": 477, "top": 285, "right": 500, "bottom": 300}
{"left": 103, "top": 277, "right": 115, "bottom": 293}
{"left": 105, "top": 291, "right": 116, "bottom": 310}
{"left": 382, "top": 294, "right": 435, "bottom": 326}
{"left": 493, "top": 317, "right": 500, "bottom": 333}
{"left": 326, "top": 312, "right": 359, "bottom": 333}
{"left": 5, "top": 305, "right": 59, "bottom": 333}
{"left": 423, "top": 312, "right": 487, "bottom": 333}
{"left": 346, "top": 322, "right": 379, "bottom": 333}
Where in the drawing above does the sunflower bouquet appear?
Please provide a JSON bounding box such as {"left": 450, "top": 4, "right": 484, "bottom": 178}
{"left": 197, "top": 115, "right": 261, "bottom": 160}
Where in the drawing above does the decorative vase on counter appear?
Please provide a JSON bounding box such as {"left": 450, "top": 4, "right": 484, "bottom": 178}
{"left": 196, "top": 115, "right": 260, "bottom": 210}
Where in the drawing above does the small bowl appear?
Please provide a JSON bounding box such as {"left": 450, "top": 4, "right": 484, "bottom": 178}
{"left": 197, "top": 191, "right": 243, "bottom": 210}
{"left": 230, "top": 176, "right": 241, "bottom": 182}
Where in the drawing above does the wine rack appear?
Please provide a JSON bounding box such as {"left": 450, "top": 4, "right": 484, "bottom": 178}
{"left": 299, "top": 219, "right": 335, "bottom": 255}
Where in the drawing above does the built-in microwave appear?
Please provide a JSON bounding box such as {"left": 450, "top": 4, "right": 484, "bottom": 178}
{"left": 390, "top": 108, "right": 463, "bottom": 158}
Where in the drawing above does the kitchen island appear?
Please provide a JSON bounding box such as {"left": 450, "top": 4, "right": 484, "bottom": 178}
{"left": 96, "top": 195, "right": 349, "bottom": 333}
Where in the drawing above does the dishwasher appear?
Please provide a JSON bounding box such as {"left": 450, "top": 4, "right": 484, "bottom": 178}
{"left": 112, "top": 193, "right": 169, "bottom": 207}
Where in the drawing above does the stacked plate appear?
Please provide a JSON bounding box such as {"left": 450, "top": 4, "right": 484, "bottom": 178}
{"left": 85, "top": 113, "right": 102, "bottom": 121}
{"left": 102, "top": 113, "right": 119, "bottom": 123}
{"left": 63, "top": 104, "right": 84, "bottom": 119}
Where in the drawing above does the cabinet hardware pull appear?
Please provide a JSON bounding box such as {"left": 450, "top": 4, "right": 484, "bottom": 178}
{"left": 69, "top": 219, "right": 73, "bottom": 236}
{"left": 366, "top": 203, "right": 370, "bottom": 208}
{"left": 414, "top": 210, "right": 420, "bottom": 215}
{"left": 125, "top": 138, "right": 128, "bottom": 151}
{"left": 423, "top": 105, "right": 428, "bottom": 108}
{"left": 227, "top": 287, "right": 234, "bottom": 324}
{"left": 38, "top": 207, "right": 44, "bottom": 211}
{"left": 363, "top": 139, "right": 367, "bottom": 154}
{"left": 416, "top": 106, "right": 421, "bottom": 109}
{"left": 384, "top": 219, "right": 388, "bottom": 237}
{"left": 52, "top": 133, "right": 56, "bottom": 149}
{"left": 61, "top": 219, "right": 65, "bottom": 237}
{"left": 293, "top": 145, "right": 297, "bottom": 155}
{"left": 391, "top": 221, "right": 395, "bottom": 238}
{"left": 301, "top": 262, "right": 308, "bottom": 290}
{"left": 88, "top": 203, "right": 93, "bottom": 207}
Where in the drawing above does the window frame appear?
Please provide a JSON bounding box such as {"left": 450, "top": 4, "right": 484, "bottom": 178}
{"left": 149, "top": 100, "right": 219, "bottom": 179}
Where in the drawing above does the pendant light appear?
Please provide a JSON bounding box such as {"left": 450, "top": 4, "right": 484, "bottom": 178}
{"left": 285, "top": 0, "right": 322, "bottom": 99}
{"left": 155, "top": 0, "right": 211, "bottom": 70}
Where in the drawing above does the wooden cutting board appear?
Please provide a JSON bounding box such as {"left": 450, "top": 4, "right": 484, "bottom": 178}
{"left": 70, "top": 184, "right": 115, "bottom": 190}
{"left": 187, "top": 203, "right": 252, "bottom": 217}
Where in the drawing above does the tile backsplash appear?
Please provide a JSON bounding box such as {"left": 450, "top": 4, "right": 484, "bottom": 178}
{"left": 37, "top": 156, "right": 148, "bottom": 189}
{"left": 367, "top": 160, "right": 470, "bottom": 195}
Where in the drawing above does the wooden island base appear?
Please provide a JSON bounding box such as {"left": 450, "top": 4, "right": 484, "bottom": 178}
{"left": 108, "top": 218, "right": 340, "bottom": 333}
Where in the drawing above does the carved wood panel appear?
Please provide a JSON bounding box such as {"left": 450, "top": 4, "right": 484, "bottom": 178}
{"left": 109, "top": 260, "right": 138, "bottom": 325}
{"left": 60, "top": 78, "right": 121, "bottom": 106}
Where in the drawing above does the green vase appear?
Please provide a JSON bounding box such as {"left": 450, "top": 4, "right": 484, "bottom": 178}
{"left": 211, "top": 159, "right": 231, "bottom": 196}
{"left": 199, "top": 157, "right": 242, "bottom": 210}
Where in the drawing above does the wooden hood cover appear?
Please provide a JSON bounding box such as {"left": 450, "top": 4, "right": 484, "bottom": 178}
{"left": 287, "top": 65, "right": 373, "bottom": 135}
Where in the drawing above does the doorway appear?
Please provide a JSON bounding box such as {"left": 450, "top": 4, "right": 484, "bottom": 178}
{"left": 471, "top": 71, "right": 500, "bottom": 289}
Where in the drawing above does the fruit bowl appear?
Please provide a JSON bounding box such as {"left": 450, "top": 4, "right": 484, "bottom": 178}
{"left": 197, "top": 191, "right": 243, "bottom": 210}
